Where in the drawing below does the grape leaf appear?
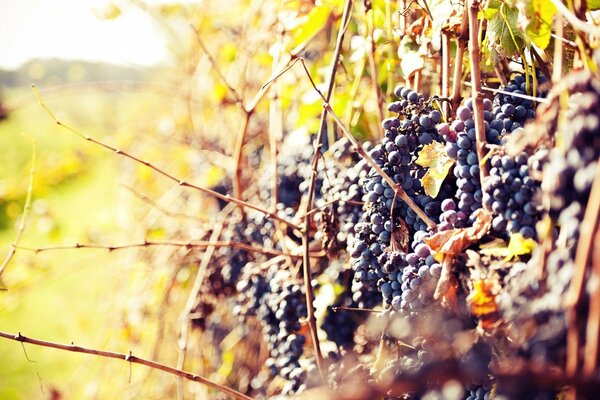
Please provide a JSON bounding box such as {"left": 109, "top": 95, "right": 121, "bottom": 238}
{"left": 485, "top": 1, "right": 524, "bottom": 57}
{"left": 416, "top": 142, "right": 455, "bottom": 198}
{"left": 523, "top": 0, "right": 556, "bottom": 49}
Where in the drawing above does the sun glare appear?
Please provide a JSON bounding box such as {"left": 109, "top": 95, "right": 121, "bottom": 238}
{"left": 0, "top": 0, "right": 170, "bottom": 69}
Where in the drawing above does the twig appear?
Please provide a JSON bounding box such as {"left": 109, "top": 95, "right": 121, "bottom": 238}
{"left": 0, "top": 134, "right": 36, "bottom": 280}
{"left": 451, "top": 7, "right": 469, "bottom": 113}
{"left": 548, "top": 0, "right": 600, "bottom": 36}
{"left": 14, "top": 240, "right": 316, "bottom": 258}
{"left": 467, "top": 0, "right": 489, "bottom": 183}
{"left": 269, "top": 35, "right": 284, "bottom": 211}
{"left": 190, "top": 24, "right": 244, "bottom": 107}
{"left": 553, "top": 15, "right": 565, "bottom": 82}
{"left": 330, "top": 306, "right": 381, "bottom": 313}
{"left": 31, "top": 85, "right": 300, "bottom": 230}
{"left": 297, "top": 198, "right": 364, "bottom": 219}
{"left": 301, "top": 0, "right": 354, "bottom": 382}
{"left": 0, "top": 331, "right": 254, "bottom": 400}
{"left": 551, "top": 32, "right": 577, "bottom": 48}
{"left": 565, "top": 158, "right": 600, "bottom": 308}
{"left": 121, "top": 184, "right": 217, "bottom": 222}
{"left": 529, "top": 46, "right": 552, "bottom": 82}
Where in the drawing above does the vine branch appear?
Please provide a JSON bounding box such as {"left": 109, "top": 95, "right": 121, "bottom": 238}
{"left": 467, "top": 0, "right": 489, "bottom": 183}
{"left": 15, "top": 240, "right": 323, "bottom": 259}
{"left": 0, "top": 331, "right": 254, "bottom": 400}
{"left": 31, "top": 85, "right": 300, "bottom": 230}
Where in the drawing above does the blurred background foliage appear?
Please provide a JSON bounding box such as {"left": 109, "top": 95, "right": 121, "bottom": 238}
{"left": 0, "top": 0, "right": 438, "bottom": 398}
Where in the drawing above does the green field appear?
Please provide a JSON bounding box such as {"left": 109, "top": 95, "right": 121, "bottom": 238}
{"left": 0, "top": 84, "right": 173, "bottom": 399}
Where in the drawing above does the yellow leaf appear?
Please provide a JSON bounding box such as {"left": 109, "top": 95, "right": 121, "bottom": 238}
{"left": 98, "top": 4, "right": 121, "bottom": 20}
{"left": 479, "top": 233, "right": 537, "bottom": 260}
{"left": 507, "top": 233, "right": 537, "bottom": 258}
{"left": 467, "top": 279, "right": 500, "bottom": 329}
{"left": 289, "top": 5, "right": 332, "bottom": 51}
{"left": 416, "top": 142, "right": 455, "bottom": 198}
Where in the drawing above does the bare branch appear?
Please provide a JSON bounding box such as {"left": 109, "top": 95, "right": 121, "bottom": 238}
{"left": 0, "top": 331, "right": 254, "bottom": 400}
{"left": 190, "top": 24, "right": 244, "bottom": 107}
{"left": 31, "top": 85, "right": 300, "bottom": 230}
{"left": 14, "top": 240, "right": 319, "bottom": 259}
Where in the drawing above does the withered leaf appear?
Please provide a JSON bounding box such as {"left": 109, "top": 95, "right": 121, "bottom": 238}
{"left": 425, "top": 209, "right": 493, "bottom": 300}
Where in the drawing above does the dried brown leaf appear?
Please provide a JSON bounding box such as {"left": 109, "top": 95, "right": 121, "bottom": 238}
{"left": 389, "top": 219, "right": 410, "bottom": 253}
{"left": 425, "top": 209, "right": 493, "bottom": 300}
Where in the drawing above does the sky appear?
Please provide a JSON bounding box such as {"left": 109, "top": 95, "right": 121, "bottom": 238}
{"left": 0, "top": 0, "right": 171, "bottom": 69}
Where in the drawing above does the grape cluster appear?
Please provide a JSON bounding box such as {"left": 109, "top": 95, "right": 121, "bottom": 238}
{"left": 315, "top": 138, "right": 370, "bottom": 250}
{"left": 216, "top": 211, "right": 278, "bottom": 289}
{"left": 483, "top": 152, "right": 542, "bottom": 239}
{"left": 259, "top": 131, "right": 319, "bottom": 209}
{"left": 233, "top": 262, "right": 270, "bottom": 320}
{"left": 259, "top": 270, "right": 308, "bottom": 394}
{"left": 492, "top": 72, "right": 548, "bottom": 137}
{"left": 349, "top": 86, "right": 451, "bottom": 302}
{"left": 496, "top": 72, "right": 599, "bottom": 373}
{"left": 442, "top": 100, "right": 495, "bottom": 219}
{"left": 541, "top": 71, "right": 600, "bottom": 305}
{"left": 465, "top": 385, "right": 492, "bottom": 400}
{"left": 377, "top": 199, "right": 465, "bottom": 313}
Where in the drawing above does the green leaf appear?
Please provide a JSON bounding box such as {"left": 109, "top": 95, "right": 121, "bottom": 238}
{"left": 588, "top": 0, "right": 600, "bottom": 10}
{"left": 485, "top": 2, "right": 524, "bottom": 56}
{"left": 523, "top": 0, "right": 556, "bottom": 49}
{"left": 416, "top": 142, "right": 455, "bottom": 198}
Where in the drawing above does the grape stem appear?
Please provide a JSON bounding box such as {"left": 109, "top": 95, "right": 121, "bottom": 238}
{"left": 467, "top": 0, "right": 490, "bottom": 183}
{"left": 0, "top": 330, "right": 255, "bottom": 400}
